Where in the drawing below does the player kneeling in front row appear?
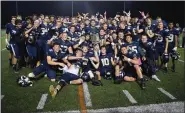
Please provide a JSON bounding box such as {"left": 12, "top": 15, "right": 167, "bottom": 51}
{"left": 95, "top": 46, "right": 115, "bottom": 80}
{"left": 114, "top": 44, "right": 146, "bottom": 89}
{"left": 28, "top": 42, "right": 70, "bottom": 82}
{"left": 49, "top": 48, "right": 97, "bottom": 98}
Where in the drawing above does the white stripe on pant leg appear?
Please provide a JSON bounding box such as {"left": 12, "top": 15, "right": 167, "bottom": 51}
{"left": 36, "top": 94, "right": 48, "bottom": 110}
{"left": 26, "top": 46, "right": 29, "bottom": 56}
{"left": 10, "top": 44, "right": 16, "bottom": 56}
{"left": 83, "top": 82, "right": 92, "bottom": 107}
{"left": 158, "top": 88, "right": 176, "bottom": 100}
{"left": 122, "top": 90, "right": 137, "bottom": 104}
{"left": 1, "top": 95, "right": 4, "bottom": 99}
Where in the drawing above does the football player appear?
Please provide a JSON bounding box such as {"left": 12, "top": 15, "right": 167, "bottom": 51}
{"left": 9, "top": 19, "right": 24, "bottom": 73}
{"left": 144, "top": 18, "right": 156, "bottom": 40}
{"left": 24, "top": 20, "right": 41, "bottom": 68}
{"left": 131, "top": 17, "right": 144, "bottom": 42}
{"left": 28, "top": 42, "right": 70, "bottom": 82}
{"left": 154, "top": 22, "right": 169, "bottom": 73}
{"left": 115, "top": 44, "right": 146, "bottom": 89}
{"left": 67, "top": 25, "right": 80, "bottom": 44}
{"left": 5, "top": 16, "right": 16, "bottom": 67}
{"left": 80, "top": 45, "right": 99, "bottom": 81}
{"left": 52, "top": 32, "right": 73, "bottom": 55}
{"left": 96, "top": 46, "right": 115, "bottom": 80}
{"left": 139, "top": 34, "right": 160, "bottom": 81}
{"left": 49, "top": 48, "right": 85, "bottom": 98}
{"left": 37, "top": 15, "right": 52, "bottom": 64}
{"left": 166, "top": 22, "right": 178, "bottom": 72}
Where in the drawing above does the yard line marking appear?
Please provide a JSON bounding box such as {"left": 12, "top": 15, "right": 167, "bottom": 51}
{"left": 1, "top": 95, "right": 4, "bottom": 99}
{"left": 87, "top": 101, "right": 184, "bottom": 113}
{"left": 1, "top": 48, "right": 6, "bottom": 51}
{"left": 122, "top": 90, "right": 137, "bottom": 104}
{"left": 78, "top": 84, "right": 87, "bottom": 113}
{"left": 158, "top": 88, "right": 176, "bottom": 100}
{"left": 82, "top": 82, "right": 92, "bottom": 107}
{"left": 35, "top": 101, "right": 184, "bottom": 113}
{"left": 36, "top": 94, "right": 48, "bottom": 110}
{"left": 37, "top": 110, "right": 80, "bottom": 113}
{"left": 178, "top": 59, "right": 184, "bottom": 62}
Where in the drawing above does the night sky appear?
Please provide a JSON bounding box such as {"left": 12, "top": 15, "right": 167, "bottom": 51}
{"left": 1, "top": 1, "right": 185, "bottom": 28}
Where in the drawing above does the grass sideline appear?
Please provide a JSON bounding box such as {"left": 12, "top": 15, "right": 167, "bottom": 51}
{"left": 1, "top": 29, "right": 184, "bottom": 113}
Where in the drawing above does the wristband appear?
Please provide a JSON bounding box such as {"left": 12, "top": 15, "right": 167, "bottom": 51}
{"left": 128, "top": 58, "right": 131, "bottom": 62}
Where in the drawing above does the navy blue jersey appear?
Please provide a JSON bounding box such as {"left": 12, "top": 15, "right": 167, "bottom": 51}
{"left": 5, "top": 23, "right": 15, "bottom": 36}
{"left": 139, "top": 41, "right": 155, "bottom": 59}
{"left": 85, "top": 26, "right": 91, "bottom": 34}
{"left": 165, "top": 28, "right": 178, "bottom": 46}
{"left": 39, "top": 23, "right": 51, "bottom": 40}
{"left": 9, "top": 27, "right": 24, "bottom": 43}
{"left": 49, "top": 22, "right": 56, "bottom": 28}
{"left": 76, "top": 28, "right": 86, "bottom": 37}
{"left": 49, "top": 26, "right": 63, "bottom": 37}
{"left": 99, "top": 53, "right": 113, "bottom": 70}
{"left": 67, "top": 32, "right": 80, "bottom": 42}
{"left": 131, "top": 24, "right": 144, "bottom": 35}
{"left": 174, "top": 27, "right": 182, "bottom": 36}
{"left": 81, "top": 41, "right": 93, "bottom": 49}
{"left": 125, "top": 25, "right": 132, "bottom": 33}
{"left": 125, "top": 41, "right": 140, "bottom": 57}
{"left": 144, "top": 25, "right": 156, "bottom": 38}
{"left": 120, "top": 50, "right": 138, "bottom": 67}
{"left": 155, "top": 29, "right": 169, "bottom": 46}
{"left": 82, "top": 51, "right": 95, "bottom": 72}
{"left": 26, "top": 27, "right": 41, "bottom": 45}
{"left": 22, "top": 21, "right": 28, "bottom": 29}
{"left": 53, "top": 38, "right": 72, "bottom": 54}
{"left": 61, "top": 25, "right": 69, "bottom": 32}
{"left": 109, "top": 25, "right": 118, "bottom": 31}
{"left": 46, "top": 49, "right": 66, "bottom": 70}
{"left": 131, "top": 24, "right": 144, "bottom": 41}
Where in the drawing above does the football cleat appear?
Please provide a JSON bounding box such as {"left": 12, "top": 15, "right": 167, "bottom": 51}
{"left": 171, "top": 66, "right": 175, "bottom": 72}
{"left": 49, "top": 85, "right": 57, "bottom": 98}
{"left": 141, "top": 79, "right": 146, "bottom": 89}
{"left": 152, "top": 75, "right": 161, "bottom": 82}
{"left": 28, "top": 73, "right": 35, "bottom": 78}
{"left": 114, "top": 76, "right": 123, "bottom": 84}
{"left": 164, "top": 67, "right": 168, "bottom": 73}
{"left": 92, "top": 78, "right": 102, "bottom": 86}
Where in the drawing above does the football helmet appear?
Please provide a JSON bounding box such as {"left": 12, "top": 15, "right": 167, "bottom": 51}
{"left": 170, "top": 50, "right": 180, "bottom": 60}
{"left": 105, "top": 71, "right": 112, "bottom": 80}
{"left": 17, "top": 75, "right": 33, "bottom": 87}
{"left": 162, "top": 53, "right": 169, "bottom": 64}
{"left": 28, "top": 35, "right": 35, "bottom": 44}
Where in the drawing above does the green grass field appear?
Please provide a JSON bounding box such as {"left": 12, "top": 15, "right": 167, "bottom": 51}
{"left": 1, "top": 29, "right": 185, "bottom": 113}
